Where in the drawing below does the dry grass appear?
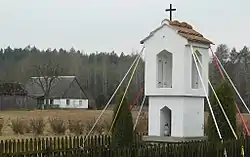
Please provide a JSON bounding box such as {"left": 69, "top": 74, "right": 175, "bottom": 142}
{"left": 0, "top": 109, "right": 142, "bottom": 140}
{"left": 134, "top": 111, "right": 148, "bottom": 134}
{"left": 0, "top": 118, "right": 4, "bottom": 135}
{"left": 0, "top": 110, "right": 249, "bottom": 140}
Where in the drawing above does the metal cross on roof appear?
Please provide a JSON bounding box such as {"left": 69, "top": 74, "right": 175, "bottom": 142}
{"left": 165, "top": 4, "right": 176, "bottom": 21}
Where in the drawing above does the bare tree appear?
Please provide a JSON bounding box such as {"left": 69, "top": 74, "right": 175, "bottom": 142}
{"left": 32, "top": 60, "right": 61, "bottom": 109}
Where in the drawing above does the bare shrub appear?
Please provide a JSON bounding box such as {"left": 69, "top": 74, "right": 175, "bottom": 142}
{"left": 84, "top": 118, "right": 105, "bottom": 135}
{"left": 68, "top": 119, "right": 85, "bottom": 135}
{"left": 10, "top": 117, "right": 29, "bottom": 134}
{"left": 48, "top": 116, "right": 67, "bottom": 135}
{"left": 0, "top": 118, "right": 4, "bottom": 135}
{"left": 103, "top": 119, "right": 111, "bottom": 134}
{"left": 25, "top": 123, "right": 32, "bottom": 133}
{"left": 84, "top": 118, "right": 96, "bottom": 135}
{"left": 95, "top": 120, "right": 105, "bottom": 135}
{"left": 30, "top": 117, "right": 46, "bottom": 135}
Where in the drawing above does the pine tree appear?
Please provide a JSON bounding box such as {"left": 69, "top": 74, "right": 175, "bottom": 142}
{"left": 207, "top": 80, "right": 237, "bottom": 141}
{"left": 111, "top": 92, "right": 134, "bottom": 148}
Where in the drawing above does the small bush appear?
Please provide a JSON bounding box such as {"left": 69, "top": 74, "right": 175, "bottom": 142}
{"left": 68, "top": 119, "right": 84, "bottom": 135}
{"left": 48, "top": 116, "right": 67, "bottom": 135}
{"left": 0, "top": 118, "right": 4, "bottom": 135}
{"left": 30, "top": 117, "right": 46, "bottom": 135}
{"left": 103, "top": 119, "right": 111, "bottom": 134}
{"left": 95, "top": 121, "right": 105, "bottom": 135}
{"left": 84, "top": 118, "right": 96, "bottom": 135}
{"left": 10, "top": 117, "right": 29, "bottom": 134}
{"left": 25, "top": 123, "right": 32, "bottom": 133}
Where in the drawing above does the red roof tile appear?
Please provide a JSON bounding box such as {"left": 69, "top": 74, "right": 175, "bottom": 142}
{"left": 168, "top": 20, "right": 213, "bottom": 45}
{"left": 140, "top": 19, "right": 213, "bottom": 45}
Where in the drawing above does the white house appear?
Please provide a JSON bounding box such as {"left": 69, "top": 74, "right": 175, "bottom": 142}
{"left": 140, "top": 19, "right": 213, "bottom": 137}
{"left": 25, "top": 76, "right": 89, "bottom": 109}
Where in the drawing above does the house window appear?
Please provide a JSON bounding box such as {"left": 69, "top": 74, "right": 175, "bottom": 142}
{"left": 66, "top": 99, "right": 70, "bottom": 106}
{"left": 50, "top": 99, "right": 54, "bottom": 104}
{"left": 157, "top": 50, "right": 173, "bottom": 88}
{"left": 191, "top": 50, "right": 202, "bottom": 89}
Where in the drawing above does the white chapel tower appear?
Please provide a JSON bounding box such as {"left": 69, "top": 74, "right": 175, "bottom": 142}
{"left": 140, "top": 17, "right": 213, "bottom": 137}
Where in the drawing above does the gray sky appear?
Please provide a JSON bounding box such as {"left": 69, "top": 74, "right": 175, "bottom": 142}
{"left": 0, "top": 0, "right": 249, "bottom": 54}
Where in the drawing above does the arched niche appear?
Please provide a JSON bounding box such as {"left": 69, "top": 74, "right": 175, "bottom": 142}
{"left": 160, "top": 106, "right": 172, "bottom": 136}
{"left": 156, "top": 50, "right": 173, "bottom": 88}
{"left": 191, "top": 50, "right": 202, "bottom": 89}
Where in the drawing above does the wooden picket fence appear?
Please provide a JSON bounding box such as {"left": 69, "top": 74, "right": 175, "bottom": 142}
{"left": 0, "top": 135, "right": 249, "bottom": 157}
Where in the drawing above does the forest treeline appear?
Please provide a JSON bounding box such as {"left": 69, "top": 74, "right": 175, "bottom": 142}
{"left": 0, "top": 44, "right": 249, "bottom": 111}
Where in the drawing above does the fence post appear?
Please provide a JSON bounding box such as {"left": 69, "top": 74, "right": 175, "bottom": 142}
{"left": 1, "top": 135, "right": 249, "bottom": 156}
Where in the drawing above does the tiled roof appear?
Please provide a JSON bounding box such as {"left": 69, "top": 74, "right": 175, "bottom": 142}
{"left": 168, "top": 20, "right": 213, "bottom": 45}
{"left": 25, "top": 76, "right": 88, "bottom": 99}
{"left": 140, "top": 19, "right": 213, "bottom": 45}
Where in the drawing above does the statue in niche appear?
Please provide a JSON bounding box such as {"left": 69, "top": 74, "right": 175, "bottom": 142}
{"left": 164, "top": 123, "right": 170, "bottom": 136}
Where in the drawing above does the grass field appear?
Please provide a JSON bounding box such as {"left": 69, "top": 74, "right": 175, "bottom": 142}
{"left": 0, "top": 109, "right": 249, "bottom": 140}
{"left": 0, "top": 109, "right": 147, "bottom": 140}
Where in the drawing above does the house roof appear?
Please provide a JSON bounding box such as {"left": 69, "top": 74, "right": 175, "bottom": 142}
{"left": 25, "top": 76, "right": 88, "bottom": 99}
{"left": 140, "top": 19, "right": 213, "bottom": 45}
{"left": 0, "top": 82, "right": 27, "bottom": 96}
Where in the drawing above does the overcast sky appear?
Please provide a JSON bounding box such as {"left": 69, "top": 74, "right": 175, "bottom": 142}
{"left": 0, "top": 0, "right": 249, "bottom": 54}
